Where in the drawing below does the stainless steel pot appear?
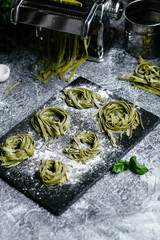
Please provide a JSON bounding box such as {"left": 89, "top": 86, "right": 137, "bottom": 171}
{"left": 124, "top": 0, "right": 160, "bottom": 59}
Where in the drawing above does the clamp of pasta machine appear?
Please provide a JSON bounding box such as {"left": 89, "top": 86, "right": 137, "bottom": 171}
{"left": 11, "top": 0, "right": 123, "bottom": 62}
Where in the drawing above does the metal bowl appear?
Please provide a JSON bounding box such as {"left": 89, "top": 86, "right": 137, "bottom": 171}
{"left": 124, "top": 0, "right": 160, "bottom": 59}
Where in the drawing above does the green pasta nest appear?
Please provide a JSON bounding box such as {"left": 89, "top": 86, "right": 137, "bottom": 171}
{"left": 64, "top": 130, "right": 102, "bottom": 164}
{"left": 97, "top": 100, "right": 144, "bottom": 147}
{"left": 0, "top": 134, "right": 36, "bottom": 168}
{"left": 38, "top": 159, "right": 68, "bottom": 186}
{"left": 62, "top": 87, "right": 105, "bottom": 109}
{"left": 31, "top": 107, "right": 70, "bottom": 145}
{"left": 120, "top": 56, "right": 160, "bottom": 96}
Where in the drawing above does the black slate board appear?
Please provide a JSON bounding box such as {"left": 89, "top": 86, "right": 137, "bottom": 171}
{"left": 0, "top": 77, "right": 159, "bottom": 215}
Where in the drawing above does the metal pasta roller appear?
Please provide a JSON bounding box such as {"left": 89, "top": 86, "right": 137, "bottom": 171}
{"left": 11, "top": 0, "right": 123, "bottom": 62}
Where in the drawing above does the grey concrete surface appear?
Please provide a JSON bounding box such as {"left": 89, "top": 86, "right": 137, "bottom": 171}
{"left": 0, "top": 1, "right": 160, "bottom": 239}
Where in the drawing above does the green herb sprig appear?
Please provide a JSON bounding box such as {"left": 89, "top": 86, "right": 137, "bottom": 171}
{"left": 112, "top": 156, "right": 148, "bottom": 175}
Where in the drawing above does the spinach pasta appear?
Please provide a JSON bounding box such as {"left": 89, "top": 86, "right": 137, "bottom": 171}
{"left": 62, "top": 87, "right": 105, "bottom": 109}
{"left": 64, "top": 130, "right": 102, "bottom": 164}
{"left": 32, "top": 29, "right": 90, "bottom": 83}
{"left": 38, "top": 159, "right": 68, "bottom": 186}
{"left": 0, "top": 134, "right": 36, "bottom": 168}
{"left": 120, "top": 56, "right": 160, "bottom": 96}
{"left": 50, "top": 0, "right": 83, "bottom": 7}
{"left": 97, "top": 101, "right": 144, "bottom": 147}
{"left": 31, "top": 107, "right": 70, "bottom": 145}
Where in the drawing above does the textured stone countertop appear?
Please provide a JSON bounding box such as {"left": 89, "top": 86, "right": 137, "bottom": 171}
{"left": 0, "top": 1, "right": 160, "bottom": 239}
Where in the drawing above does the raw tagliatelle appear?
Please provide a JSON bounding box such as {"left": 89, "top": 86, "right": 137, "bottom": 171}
{"left": 120, "top": 55, "right": 160, "bottom": 96}
{"left": 31, "top": 107, "right": 70, "bottom": 145}
{"left": 62, "top": 87, "right": 105, "bottom": 109}
{"left": 96, "top": 100, "right": 144, "bottom": 147}
{"left": 32, "top": 29, "right": 90, "bottom": 83}
{"left": 38, "top": 158, "right": 68, "bottom": 186}
{"left": 50, "top": 0, "right": 83, "bottom": 7}
{"left": 0, "top": 134, "right": 36, "bottom": 168}
{"left": 64, "top": 130, "right": 102, "bottom": 164}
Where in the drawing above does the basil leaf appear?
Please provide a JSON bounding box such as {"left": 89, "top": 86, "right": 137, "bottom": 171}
{"left": 112, "top": 160, "right": 130, "bottom": 174}
{"left": 129, "top": 156, "right": 148, "bottom": 175}
{"left": 112, "top": 156, "right": 149, "bottom": 175}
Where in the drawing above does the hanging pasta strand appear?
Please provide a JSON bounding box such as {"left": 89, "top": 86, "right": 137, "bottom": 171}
{"left": 32, "top": 28, "right": 90, "bottom": 83}
{"left": 50, "top": 0, "right": 83, "bottom": 7}
{"left": 32, "top": 28, "right": 46, "bottom": 67}
{"left": 62, "top": 37, "right": 91, "bottom": 82}
{"left": 42, "top": 31, "right": 68, "bottom": 83}
{"left": 59, "top": 34, "right": 79, "bottom": 79}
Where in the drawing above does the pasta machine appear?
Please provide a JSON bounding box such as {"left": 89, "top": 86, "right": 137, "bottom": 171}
{"left": 11, "top": 0, "right": 123, "bottom": 62}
